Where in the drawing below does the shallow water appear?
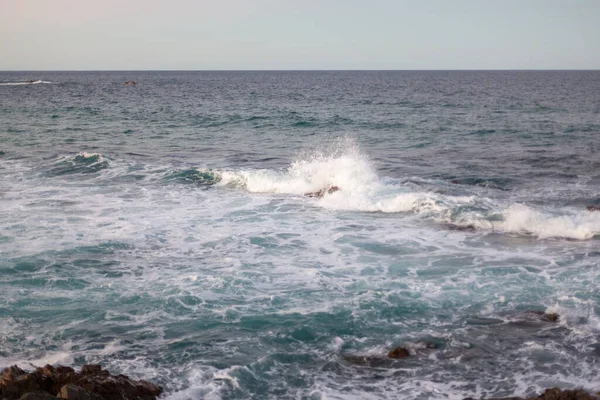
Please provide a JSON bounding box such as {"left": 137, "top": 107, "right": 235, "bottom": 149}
{"left": 1, "top": 71, "right": 600, "bottom": 399}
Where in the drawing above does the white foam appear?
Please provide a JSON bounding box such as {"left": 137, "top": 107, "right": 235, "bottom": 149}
{"left": 493, "top": 204, "right": 600, "bottom": 240}
{"left": 218, "top": 143, "right": 378, "bottom": 197}
{"left": 211, "top": 144, "right": 599, "bottom": 240}
{"left": 0, "top": 80, "right": 51, "bottom": 86}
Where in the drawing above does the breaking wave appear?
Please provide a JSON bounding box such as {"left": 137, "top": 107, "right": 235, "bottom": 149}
{"left": 182, "top": 142, "right": 600, "bottom": 240}
{"left": 45, "top": 152, "right": 109, "bottom": 176}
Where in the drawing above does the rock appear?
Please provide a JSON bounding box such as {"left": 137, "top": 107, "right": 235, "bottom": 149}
{"left": 123, "top": 81, "right": 136, "bottom": 85}
{"left": 18, "top": 393, "right": 58, "bottom": 400}
{"left": 525, "top": 310, "right": 559, "bottom": 323}
{"left": 506, "top": 311, "right": 561, "bottom": 328}
{"left": 535, "top": 388, "right": 598, "bottom": 400}
{"left": 541, "top": 313, "right": 559, "bottom": 322}
{"left": 466, "top": 387, "right": 599, "bottom": 400}
{"left": 79, "top": 366, "right": 102, "bottom": 376}
{"left": 387, "top": 347, "right": 410, "bottom": 359}
{"left": 57, "top": 385, "right": 102, "bottom": 400}
{"left": 304, "top": 185, "right": 340, "bottom": 198}
{"left": 0, "top": 365, "right": 161, "bottom": 400}
{"left": 586, "top": 205, "right": 600, "bottom": 212}
{"left": 1, "top": 365, "right": 41, "bottom": 399}
{"left": 445, "top": 224, "right": 477, "bottom": 232}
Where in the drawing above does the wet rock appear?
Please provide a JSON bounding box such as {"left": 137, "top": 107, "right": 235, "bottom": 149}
{"left": 1, "top": 365, "right": 41, "bottom": 399}
{"left": 57, "top": 385, "right": 102, "bottom": 400}
{"left": 506, "top": 311, "right": 560, "bottom": 328}
{"left": 79, "top": 366, "right": 103, "bottom": 376}
{"left": 535, "top": 388, "right": 598, "bottom": 400}
{"left": 304, "top": 185, "right": 340, "bottom": 198}
{"left": 469, "top": 387, "right": 600, "bottom": 399}
{"left": 445, "top": 224, "right": 477, "bottom": 232}
{"left": 342, "top": 353, "right": 409, "bottom": 368}
{"left": 18, "top": 393, "right": 58, "bottom": 400}
{"left": 542, "top": 313, "right": 559, "bottom": 322}
{"left": 123, "top": 81, "right": 136, "bottom": 85}
{"left": 524, "top": 310, "right": 559, "bottom": 323}
{"left": 586, "top": 205, "right": 600, "bottom": 212}
{"left": 387, "top": 347, "right": 410, "bottom": 359}
{"left": 0, "top": 365, "right": 161, "bottom": 400}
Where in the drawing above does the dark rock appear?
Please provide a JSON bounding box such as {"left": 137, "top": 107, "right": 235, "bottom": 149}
{"left": 524, "top": 310, "right": 560, "bottom": 323}
{"left": 1, "top": 365, "right": 41, "bottom": 399}
{"left": 535, "top": 388, "right": 598, "bottom": 400}
{"left": 341, "top": 354, "right": 400, "bottom": 368}
{"left": 57, "top": 385, "right": 102, "bottom": 400}
{"left": 586, "top": 205, "right": 600, "bottom": 212}
{"left": 79, "top": 366, "right": 102, "bottom": 376}
{"left": 387, "top": 347, "right": 410, "bottom": 359}
{"left": 18, "top": 393, "right": 58, "bottom": 400}
{"left": 123, "top": 81, "right": 136, "bottom": 85}
{"left": 0, "top": 365, "right": 161, "bottom": 400}
{"left": 446, "top": 224, "right": 477, "bottom": 232}
{"left": 467, "top": 387, "right": 599, "bottom": 400}
{"left": 506, "top": 311, "right": 561, "bottom": 328}
{"left": 542, "top": 313, "right": 559, "bottom": 322}
{"left": 304, "top": 185, "right": 340, "bottom": 198}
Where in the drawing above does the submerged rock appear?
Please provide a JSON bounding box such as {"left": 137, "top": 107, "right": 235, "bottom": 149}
{"left": 505, "top": 310, "right": 561, "bottom": 328}
{"left": 524, "top": 310, "right": 560, "bottom": 323}
{"left": 304, "top": 185, "right": 340, "bottom": 198}
{"left": 0, "top": 365, "right": 161, "bottom": 400}
{"left": 387, "top": 347, "right": 411, "bottom": 359}
{"left": 541, "top": 313, "right": 559, "bottom": 322}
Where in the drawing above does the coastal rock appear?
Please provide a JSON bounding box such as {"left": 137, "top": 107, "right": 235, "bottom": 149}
{"left": 0, "top": 365, "right": 161, "bottom": 400}
{"left": 304, "top": 185, "right": 340, "bottom": 198}
{"left": 57, "top": 384, "right": 102, "bottom": 400}
{"left": 465, "top": 387, "right": 600, "bottom": 400}
{"left": 18, "top": 393, "right": 58, "bottom": 400}
{"left": 1, "top": 366, "right": 41, "bottom": 399}
{"left": 506, "top": 311, "right": 560, "bottom": 328}
{"left": 387, "top": 347, "right": 411, "bottom": 359}
{"left": 123, "top": 81, "right": 136, "bottom": 85}
{"left": 586, "top": 205, "right": 600, "bottom": 212}
{"left": 541, "top": 313, "right": 559, "bottom": 322}
{"left": 524, "top": 310, "right": 559, "bottom": 323}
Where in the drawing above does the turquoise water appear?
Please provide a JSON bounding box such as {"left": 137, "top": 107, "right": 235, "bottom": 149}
{"left": 1, "top": 71, "right": 600, "bottom": 399}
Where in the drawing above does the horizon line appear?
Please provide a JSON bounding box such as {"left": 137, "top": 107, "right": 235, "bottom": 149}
{"left": 1, "top": 68, "right": 600, "bottom": 73}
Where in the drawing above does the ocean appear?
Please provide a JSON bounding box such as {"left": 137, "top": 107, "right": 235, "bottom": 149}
{"left": 1, "top": 71, "right": 599, "bottom": 399}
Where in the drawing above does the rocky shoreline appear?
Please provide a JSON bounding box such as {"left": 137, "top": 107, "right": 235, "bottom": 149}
{"left": 464, "top": 388, "right": 600, "bottom": 400}
{"left": 2, "top": 312, "right": 597, "bottom": 400}
{"left": 1, "top": 362, "right": 597, "bottom": 400}
{"left": 0, "top": 365, "right": 161, "bottom": 400}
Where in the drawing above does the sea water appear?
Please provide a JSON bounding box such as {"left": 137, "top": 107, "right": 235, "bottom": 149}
{"left": 1, "top": 71, "right": 599, "bottom": 399}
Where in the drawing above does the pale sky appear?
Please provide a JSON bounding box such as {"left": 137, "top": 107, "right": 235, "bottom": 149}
{"left": 1, "top": 0, "right": 599, "bottom": 70}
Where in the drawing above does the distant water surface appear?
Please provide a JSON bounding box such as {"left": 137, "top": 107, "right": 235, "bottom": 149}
{"left": 1, "top": 71, "right": 599, "bottom": 399}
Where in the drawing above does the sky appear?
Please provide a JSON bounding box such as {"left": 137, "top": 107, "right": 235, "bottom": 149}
{"left": 1, "top": 0, "right": 599, "bottom": 70}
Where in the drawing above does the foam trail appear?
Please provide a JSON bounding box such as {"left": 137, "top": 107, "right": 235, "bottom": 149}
{"left": 0, "top": 80, "right": 51, "bottom": 86}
